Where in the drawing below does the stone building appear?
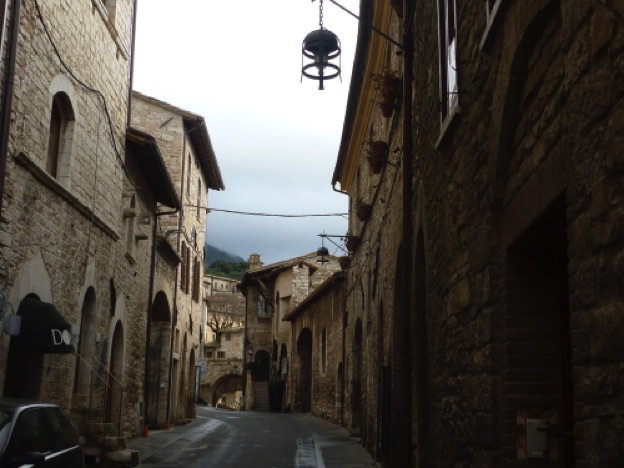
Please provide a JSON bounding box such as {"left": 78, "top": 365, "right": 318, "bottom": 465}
{"left": 0, "top": 0, "right": 173, "bottom": 459}
{"left": 130, "top": 91, "right": 225, "bottom": 427}
{"left": 200, "top": 273, "right": 245, "bottom": 407}
{"left": 329, "top": 0, "right": 624, "bottom": 466}
{"left": 0, "top": 2, "right": 224, "bottom": 464}
{"left": 283, "top": 272, "right": 345, "bottom": 422}
{"left": 239, "top": 253, "right": 341, "bottom": 412}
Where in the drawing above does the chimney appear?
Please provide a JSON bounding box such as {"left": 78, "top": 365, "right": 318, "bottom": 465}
{"left": 248, "top": 253, "right": 261, "bottom": 270}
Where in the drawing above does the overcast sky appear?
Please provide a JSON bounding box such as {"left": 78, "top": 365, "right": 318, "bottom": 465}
{"left": 133, "top": 0, "right": 359, "bottom": 265}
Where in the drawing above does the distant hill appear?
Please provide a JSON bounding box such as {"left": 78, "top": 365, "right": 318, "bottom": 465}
{"left": 205, "top": 244, "right": 245, "bottom": 266}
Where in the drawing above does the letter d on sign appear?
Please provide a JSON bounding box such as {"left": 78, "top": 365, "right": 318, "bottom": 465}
{"left": 51, "top": 329, "right": 63, "bottom": 345}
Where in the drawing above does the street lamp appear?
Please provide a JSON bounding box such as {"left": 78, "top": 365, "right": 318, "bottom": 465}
{"left": 301, "top": 0, "right": 341, "bottom": 90}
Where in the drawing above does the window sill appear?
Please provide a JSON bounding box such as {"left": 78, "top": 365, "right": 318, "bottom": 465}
{"left": 480, "top": 0, "right": 504, "bottom": 50}
{"left": 435, "top": 106, "right": 462, "bottom": 149}
{"left": 15, "top": 152, "right": 120, "bottom": 241}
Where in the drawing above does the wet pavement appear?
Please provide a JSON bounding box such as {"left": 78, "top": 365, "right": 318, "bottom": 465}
{"left": 127, "top": 406, "right": 377, "bottom": 467}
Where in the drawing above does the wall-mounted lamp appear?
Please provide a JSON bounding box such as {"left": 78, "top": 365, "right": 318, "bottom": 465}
{"left": 301, "top": 0, "right": 341, "bottom": 90}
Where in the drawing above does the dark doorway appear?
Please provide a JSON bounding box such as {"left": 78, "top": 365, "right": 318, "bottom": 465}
{"left": 352, "top": 318, "right": 363, "bottom": 435}
{"left": 296, "top": 328, "right": 313, "bottom": 412}
{"left": 106, "top": 321, "right": 124, "bottom": 430}
{"left": 254, "top": 350, "right": 271, "bottom": 381}
{"left": 504, "top": 197, "right": 573, "bottom": 465}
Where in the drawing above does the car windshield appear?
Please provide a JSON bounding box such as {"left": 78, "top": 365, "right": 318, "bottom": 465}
{"left": 0, "top": 409, "right": 14, "bottom": 450}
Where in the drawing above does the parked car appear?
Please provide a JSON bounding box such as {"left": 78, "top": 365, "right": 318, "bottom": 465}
{"left": 0, "top": 398, "right": 84, "bottom": 467}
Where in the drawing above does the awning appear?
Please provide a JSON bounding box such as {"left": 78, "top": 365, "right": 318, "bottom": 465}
{"left": 14, "top": 297, "right": 74, "bottom": 353}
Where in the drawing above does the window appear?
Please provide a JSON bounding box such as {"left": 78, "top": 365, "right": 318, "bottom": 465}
{"left": 124, "top": 194, "right": 137, "bottom": 260}
{"left": 437, "top": 0, "right": 458, "bottom": 122}
{"left": 186, "top": 153, "right": 191, "bottom": 198}
{"left": 186, "top": 247, "right": 191, "bottom": 293}
{"left": 180, "top": 241, "right": 187, "bottom": 291}
{"left": 101, "top": 0, "right": 116, "bottom": 22}
{"left": 46, "top": 92, "right": 75, "bottom": 182}
{"left": 225, "top": 332, "right": 232, "bottom": 341}
{"left": 196, "top": 179, "right": 202, "bottom": 219}
{"left": 192, "top": 258, "right": 201, "bottom": 302}
{"left": 217, "top": 351, "right": 226, "bottom": 359}
{"left": 257, "top": 295, "right": 269, "bottom": 318}
{"left": 321, "top": 328, "right": 327, "bottom": 373}
{"left": 206, "top": 351, "right": 213, "bottom": 359}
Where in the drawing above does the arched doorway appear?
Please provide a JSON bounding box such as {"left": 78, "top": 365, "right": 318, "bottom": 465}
{"left": 296, "top": 328, "right": 312, "bottom": 412}
{"left": 336, "top": 362, "right": 344, "bottom": 423}
{"left": 254, "top": 350, "right": 271, "bottom": 381}
{"left": 187, "top": 349, "right": 196, "bottom": 418}
{"left": 4, "top": 294, "right": 45, "bottom": 399}
{"left": 147, "top": 292, "right": 171, "bottom": 426}
{"left": 74, "top": 287, "right": 97, "bottom": 397}
{"left": 106, "top": 321, "right": 124, "bottom": 430}
{"left": 352, "top": 319, "right": 363, "bottom": 435}
{"left": 177, "top": 333, "right": 187, "bottom": 422}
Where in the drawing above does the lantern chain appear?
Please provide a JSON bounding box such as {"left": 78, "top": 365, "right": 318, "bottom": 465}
{"left": 319, "top": 0, "right": 324, "bottom": 28}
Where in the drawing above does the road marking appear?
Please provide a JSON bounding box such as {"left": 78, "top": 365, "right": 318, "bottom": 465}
{"left": 295, "top": 438, "right": 317, "bottom": 468}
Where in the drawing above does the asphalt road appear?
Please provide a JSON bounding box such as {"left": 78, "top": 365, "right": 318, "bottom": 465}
{"left": 128, "top": 407, "right": 376, "bottom": 468}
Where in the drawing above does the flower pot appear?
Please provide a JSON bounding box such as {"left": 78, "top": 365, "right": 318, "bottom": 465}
{"left": 338, "top": 256, "right": 351, "bottom": 270}
{"left": 345, "top": 235, "right": 359, "bottom": 252}
{"left": 380, "top": 74, "right": 402, "bottom": 117}
{"left": 380, "top": 101, "right": 395, "bottom": 118}
{"left": 356, "top": 204, "right": 371, "bottom": 221}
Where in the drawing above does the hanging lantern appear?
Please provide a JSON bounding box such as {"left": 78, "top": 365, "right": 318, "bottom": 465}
{"left": 316, "top": 245, "right": 330, "bottom": 264}
{"left": 301, "top": 0, "right": 341, "bottom": 90}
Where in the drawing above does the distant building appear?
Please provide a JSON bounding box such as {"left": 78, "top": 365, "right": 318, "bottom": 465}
{"left": 200, "top": 273, "right": 245, "bottom": 407}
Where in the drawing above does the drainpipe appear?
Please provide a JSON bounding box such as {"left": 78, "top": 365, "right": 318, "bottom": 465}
{"left": 401, "top": 0, "right": 415, "bottom": 461}
{"left": 164, "top": 134, "right": 187, "bottom": 427}
{"left": 126, "top": 0, "right": 138, "bottom": 127}
{"left": 0, "top": 0, "right": 22, "bottom": 220}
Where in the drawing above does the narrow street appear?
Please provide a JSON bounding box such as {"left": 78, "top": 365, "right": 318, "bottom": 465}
{"left": 127, "top": 407, "right": 376, "bottom": 468}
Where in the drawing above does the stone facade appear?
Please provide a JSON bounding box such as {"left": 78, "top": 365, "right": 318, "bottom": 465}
{"left": 131, "top": 91, "right": 224, "bottom": 426}
{"left": 330, "top": 0, "right": 624, "bottom": 467}
{"left": 0, "top": 1, "right": 224, "bottom": 461}
{"left": 240, "top": 253, "right": 341, "bottom": 412}
{"left": 199, "top": 273, "right": 245, "bottom": 407}
{"left": 284, "top": 273, "right": 345, "bottom": 423}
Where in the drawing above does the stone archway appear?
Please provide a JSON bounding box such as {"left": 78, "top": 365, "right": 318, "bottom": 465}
{"left": 211, "top": 373, "right": 244, "bottom": 407}
{"left": 74, "top": 287, "right": 97, "bottom": 396}
{"left": 146, "top": 291, "right": 171, "bottom": 427}
{"left": 296, "top": 328, "right": 312, "bottom": 412}
{"left": 106, "top": 321, "right": 124, "bottom": 429}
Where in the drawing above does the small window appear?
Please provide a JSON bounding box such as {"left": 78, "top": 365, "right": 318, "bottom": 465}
{"left": 257, "top": 295, "right": 269, "bottom": 318}
{"left": 217, "top": 351, "right": 226, "bottom": 359}
{"left": 437, "top": 0, "right": 458, "bottom": 122}
{"left": 180, "top": 242, "right": 187, "bottom": 291}
{"left": 206, "top": 351, "right": 214, "bottom": 359}
{"left": 225, "top": 332, "right": 232, "bottom": 341}
{"left": 186, "top": 153, "right": 191, "bottom": 198}
{"left": 46, "top": 92, "right": 75, "bottom": 183}
{"left": 196, "top": 179, "right": 202, "bottom": 219}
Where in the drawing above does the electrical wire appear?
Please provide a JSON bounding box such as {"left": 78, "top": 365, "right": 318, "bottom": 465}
{"left": 204, "top": 207, "right": 349, "bottom": 218}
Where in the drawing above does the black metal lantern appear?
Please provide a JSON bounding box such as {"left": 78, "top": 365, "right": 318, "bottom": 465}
{"left": 301, "top": 0, "right": 341, "bottom": 90}
{"left": 316, "top": 245, "right": 330, "bottom": 264}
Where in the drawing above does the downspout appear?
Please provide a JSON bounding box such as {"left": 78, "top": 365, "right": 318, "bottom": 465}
{"left": 144, "top": 206, "right": 178, "bottom": 436}
{"left": 126, "top": 0, "right": 138, "bottom": 127}
{"left": 0, "top": 0, "right": 22, "bottom": 220}
{"left": 164, "top": 134, "right": 187, "bottom": 426}
{"left": 401, "top": 0, "right": 415, "bottom": 460}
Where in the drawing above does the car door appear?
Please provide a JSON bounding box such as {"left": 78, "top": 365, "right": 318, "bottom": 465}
{"left": 4, "top": 407, "right": 49, "bottom": 467}
{"left": 42, "top": 407, "right": 84, "bottom": 468}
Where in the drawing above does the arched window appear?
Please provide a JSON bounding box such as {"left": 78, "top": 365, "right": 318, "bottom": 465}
{"left": 46, "top": 92, "right": 75, "bottom": 183}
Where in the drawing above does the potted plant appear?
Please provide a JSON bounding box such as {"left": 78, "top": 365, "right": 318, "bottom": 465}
{"left": 357, "top": 202, "right": 372, "bottom": 222}
{"left": 268, "top": 364, "right": 285, "bottom": 413}
{"left": 380, "top": 73, "right": 402, "bottom": 117}
{"left": 345, "top": 235, "right": 360, "bottom": 252}
{"left": 338, "top": 255, "right": 351, "bottom": 270}
{"left": 369, "top": 141, "right": 388, "bottom": 174}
